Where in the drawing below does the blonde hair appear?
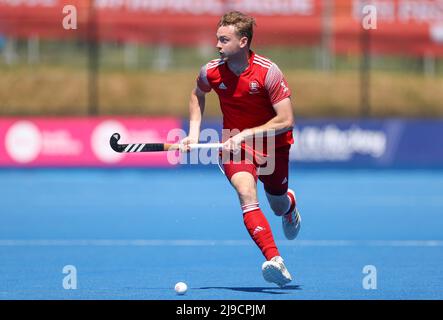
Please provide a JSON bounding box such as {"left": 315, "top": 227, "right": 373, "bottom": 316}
{"left": 217, "top": 11, "right": 256, "bottom": 47}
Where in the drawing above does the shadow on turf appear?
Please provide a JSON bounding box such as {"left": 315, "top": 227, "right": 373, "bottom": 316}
{"left": 198, "top": 285, "right": 301, "bottom": 294}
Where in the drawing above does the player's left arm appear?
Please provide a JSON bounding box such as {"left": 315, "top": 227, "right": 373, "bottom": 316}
{"left": 224, "top": 98, "right": 294, "bottom": 151}
{"left": 241, "top": 97, "right": 294, "bottom": 139}
{"left": 224, "top": 63, "right": 294, "bottom": 150}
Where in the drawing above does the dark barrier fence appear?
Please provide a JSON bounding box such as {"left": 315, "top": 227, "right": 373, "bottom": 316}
{"left": 189, "top": 118, "right": 443, "bottom": 168}
{"left": 2, "top": 117, "right": 442, "bottom": 168}
{"left": 289, "top": 119, "right": 443, "bottom": 168}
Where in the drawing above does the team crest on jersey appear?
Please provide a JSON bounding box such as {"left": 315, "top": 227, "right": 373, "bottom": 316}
{"left": 249, "top": 81, "right": 260, "bottom": 94}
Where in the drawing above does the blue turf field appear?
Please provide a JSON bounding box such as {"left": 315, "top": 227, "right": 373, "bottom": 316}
{"left": 1, "top": 167, "right": 442, "bottom": 299}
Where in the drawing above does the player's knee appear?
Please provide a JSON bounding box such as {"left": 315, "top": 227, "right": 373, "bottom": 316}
{"left": 266, "top": 192, "right": 289, "bottom": 216}
{"left": 230, "top": 172, "right": 257, "bottom": 204}
{"left": 269, "top": 202, "right": 287, "bottom": 216}
{"left": 235, "top": 184, "right": 256, "bottom": 204}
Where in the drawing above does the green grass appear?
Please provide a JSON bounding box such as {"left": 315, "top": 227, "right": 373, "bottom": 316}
{"left": 1, "top": 39, "right": 443, "bottom": 117}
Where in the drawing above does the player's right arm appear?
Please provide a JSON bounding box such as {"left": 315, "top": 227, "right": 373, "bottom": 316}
{"left": 183, "top": 87, "right": 206, "bottom": 145}
{"left": 181, "top": 65, "right": 212, "bottom": 151}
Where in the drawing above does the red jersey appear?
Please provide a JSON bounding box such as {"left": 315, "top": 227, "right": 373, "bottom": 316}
{"left": 196, "top": 51, "right": 294, "bottom": 147}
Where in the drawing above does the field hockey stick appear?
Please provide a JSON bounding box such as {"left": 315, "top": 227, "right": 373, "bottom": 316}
{"left": 110, "top": 133, "right": 223, "bottom": 153}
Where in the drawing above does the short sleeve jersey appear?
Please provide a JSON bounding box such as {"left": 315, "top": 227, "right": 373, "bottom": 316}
{"left": 196, "top": 51, "right": 294, "bottom": 147}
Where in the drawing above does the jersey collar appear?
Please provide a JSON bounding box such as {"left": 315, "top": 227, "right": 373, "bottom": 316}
{"left": 225, "top": 50, "right": 254, "bottom": 77}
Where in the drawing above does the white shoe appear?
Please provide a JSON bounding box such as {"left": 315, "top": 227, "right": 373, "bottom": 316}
{"left": 262, "top": 256, "right": 292, "bottom": 288}
{"left": 282, "top": 189, "right": 301, "bottom": 240}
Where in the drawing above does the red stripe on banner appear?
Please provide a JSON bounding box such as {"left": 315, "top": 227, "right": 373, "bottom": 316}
{"left": 0, "top": 0, "right": 441, "bottom": 55}
{"left": 0, "top": 0, "right": 323, "bottom": 45}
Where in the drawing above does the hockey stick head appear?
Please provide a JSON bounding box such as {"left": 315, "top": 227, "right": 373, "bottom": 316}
{"left": 110, "top": 133, "right": 125, "bottom": 152}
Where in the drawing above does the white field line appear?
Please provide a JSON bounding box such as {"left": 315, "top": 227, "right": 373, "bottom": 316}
{"left": 0, "top": 240, "right": 442, "bottom": 247}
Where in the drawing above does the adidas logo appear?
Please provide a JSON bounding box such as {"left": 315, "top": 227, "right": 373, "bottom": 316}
{"left": 253, "top": 226, "right": 265, "bottom": 236}
{"left": 281, "top": 177, "right": 288, "bottom": 184}
{"left": 218, "top": 82, "right": 227, "bottom": 89}
{"left": 280, "top": 81, "right": 289, "bottom": 93}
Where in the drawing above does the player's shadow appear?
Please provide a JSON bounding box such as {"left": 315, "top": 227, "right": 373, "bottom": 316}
{"left": 198, "top": 285, "right": 301, "bottom": 295}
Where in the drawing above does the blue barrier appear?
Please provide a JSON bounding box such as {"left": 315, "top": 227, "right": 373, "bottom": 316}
{"left": 182, "top": 118, "right": 443, "bottom": 168}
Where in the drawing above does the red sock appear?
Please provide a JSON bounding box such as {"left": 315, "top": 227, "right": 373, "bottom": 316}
{"left": 242, "top": 203, "right": 280, "bottom": 261}
{"left": 285, "top": 192, "right": 296, "bottom": 216}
